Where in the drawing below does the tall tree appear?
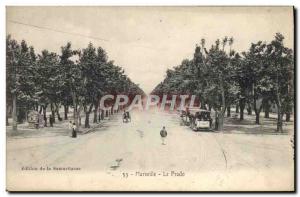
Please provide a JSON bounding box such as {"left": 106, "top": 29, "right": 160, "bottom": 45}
{"left": 265, "top": 33, "right": 294, "bottom": 132}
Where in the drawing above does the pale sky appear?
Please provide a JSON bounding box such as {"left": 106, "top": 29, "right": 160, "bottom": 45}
{"left": 6, "top": 6, "right": 294, "bottom": 93}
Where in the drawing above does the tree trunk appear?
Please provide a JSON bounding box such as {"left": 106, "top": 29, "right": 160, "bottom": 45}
{"left": 85, "top": 112, "right": 90, "bottom": 128}
{"left": 217, "top": 111, "right": 225, "bottom": 131}
{"left": 275, "top": 68, "right": 283, "bottom": 132}
{"left": 98, "top": 107, "right": 102, "bottom": 122}
{"left": 263, "top": 99, "right": 270, "bottom": 118}
{"left": 39, "top": 105, "right": 43, "bottom": 114}
{"left": 254, "top": 104, "right": 263, "bottom": 125}
{"left": 264, "top": 106, "right": 270, "bottom": 118}
{"left": 227, "top": 105, "right": 231, "bottom": 117}
{"left": 247, "top": 103, "right": 252, "bottom": 115}
{"left": 285, "top": 62, "right": 293, "bottom": 123}
{"left": 277, "top": 111, "right": 283, "bottom": 132}
{"left": 254, "top": 105, "right": 262, "bottom": 125}
{"left": 93, "top": 110, "right": 97, "bottom": 123}
{"left": 50, "top": 103, "right": 55, "bottom": 123}
{"left": 12, "top": 93, "right": 17, "bottom": 131}
{"left": 286, "top": 113, "right": 291, "bottom": 122}
{"left": 235, "top": 104, "right": 239, "bottom": 113}
{"left": 84, "top": 104, "right": 94, "bottom": 128}
{"left": 55, "top": 103, "right": 62, "bottom": 121}
{"left": 73, "top": 105, "right": 77, "bottom": 128}
{"left": 255, "top": 112, "right": 260, "bottom": 124}
{"left": 77, "top": 103, "right": 83, "bottom": 129}
{"left": 101, "top": 109, "right": 104, "bottom": 120}
{"left": 64, "top": 105, "right": 68, "bottom": 120}
{"left": 252, "top": 83, "right": 262, "bottom": 125}
{"left": 217, "top": 79, "right": 226, "bottom": 131}
{"left": 17, "top": 106, "right": 27, "bottom": 123}
{"left": 77, "top": 104, "right": 83, "bottom": 128}
{"left": 43, "top": 105, "right": 47, "bottom": 127}
{"left": 214, "top": 110, "right": 218, "bottom": 130}
{"left": 71, "top": 91, "right": 79, "bottom": 132}
{"left": 93, "top": 101, "right": 99, "bottom": 123}
{"left": 6, "top": 110, "right": 9, "bottom": 126}
{"left": 239, "top": 99, "right": 245, "bottom": 121}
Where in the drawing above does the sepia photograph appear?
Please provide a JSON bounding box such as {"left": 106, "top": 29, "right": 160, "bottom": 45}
{"left": 5, "top": 6, "right": 295, "bottom": 191}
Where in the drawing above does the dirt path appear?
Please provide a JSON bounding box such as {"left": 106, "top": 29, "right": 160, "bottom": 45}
{"left": 6, "top": 110, "right": 294, "bottom": 191}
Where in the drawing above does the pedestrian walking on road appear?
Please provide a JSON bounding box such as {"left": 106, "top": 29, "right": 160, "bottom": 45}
{"left": 72, "top": 123, "right": 77, "bottom": 138}
{"left": 160, "top": 126, "right": 167, "bottom": 145}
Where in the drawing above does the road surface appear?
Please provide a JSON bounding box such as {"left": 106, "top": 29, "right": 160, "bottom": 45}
{"left": 6, "top": 110, "right": 294, "bottom": 191}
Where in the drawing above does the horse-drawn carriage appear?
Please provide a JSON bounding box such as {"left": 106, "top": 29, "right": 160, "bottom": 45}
{"left": 123, "top": 111, "right": 131, "bottom": 123}
{"left": 190, "top": 109, "right": 213, "bottom": 131}
{"left": 179, "top": 109, "right": 191, "bottom": 126}
{"left": 180, "top": 107, "right": 213, "bottom": 131}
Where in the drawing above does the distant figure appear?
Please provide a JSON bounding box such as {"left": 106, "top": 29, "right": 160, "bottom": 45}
{"left": 160, "top": 126, "right": 167, "bottom": 145}
{"left": 72, "top": 123, "right": 77, "bottom": 138}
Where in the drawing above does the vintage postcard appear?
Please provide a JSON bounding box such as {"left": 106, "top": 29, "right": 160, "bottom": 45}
{"left": 6, "top": 6, "right": 295, "bottom": 191}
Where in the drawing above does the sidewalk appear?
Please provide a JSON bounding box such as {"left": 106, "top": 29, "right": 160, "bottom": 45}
{"left": 222, "top": 111, "right": 294, "bottom": 135}
{"left": 6, "top": 112, "right": 119, "bottom": 139}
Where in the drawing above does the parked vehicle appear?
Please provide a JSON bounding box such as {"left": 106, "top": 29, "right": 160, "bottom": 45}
{"left": 179, "top": 107, "right": 213, "bottom": 131}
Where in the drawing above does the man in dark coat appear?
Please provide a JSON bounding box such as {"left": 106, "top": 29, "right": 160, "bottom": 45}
{"left": 72, "top": 123, "right": 77, "bottom": 138}
{"left": 160, "top": 126, "right": 167, "bottom": 145}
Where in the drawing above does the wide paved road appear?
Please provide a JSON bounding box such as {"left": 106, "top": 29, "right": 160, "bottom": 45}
{"left": 6, "top": 110, "right": 294, "bottom": 191}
